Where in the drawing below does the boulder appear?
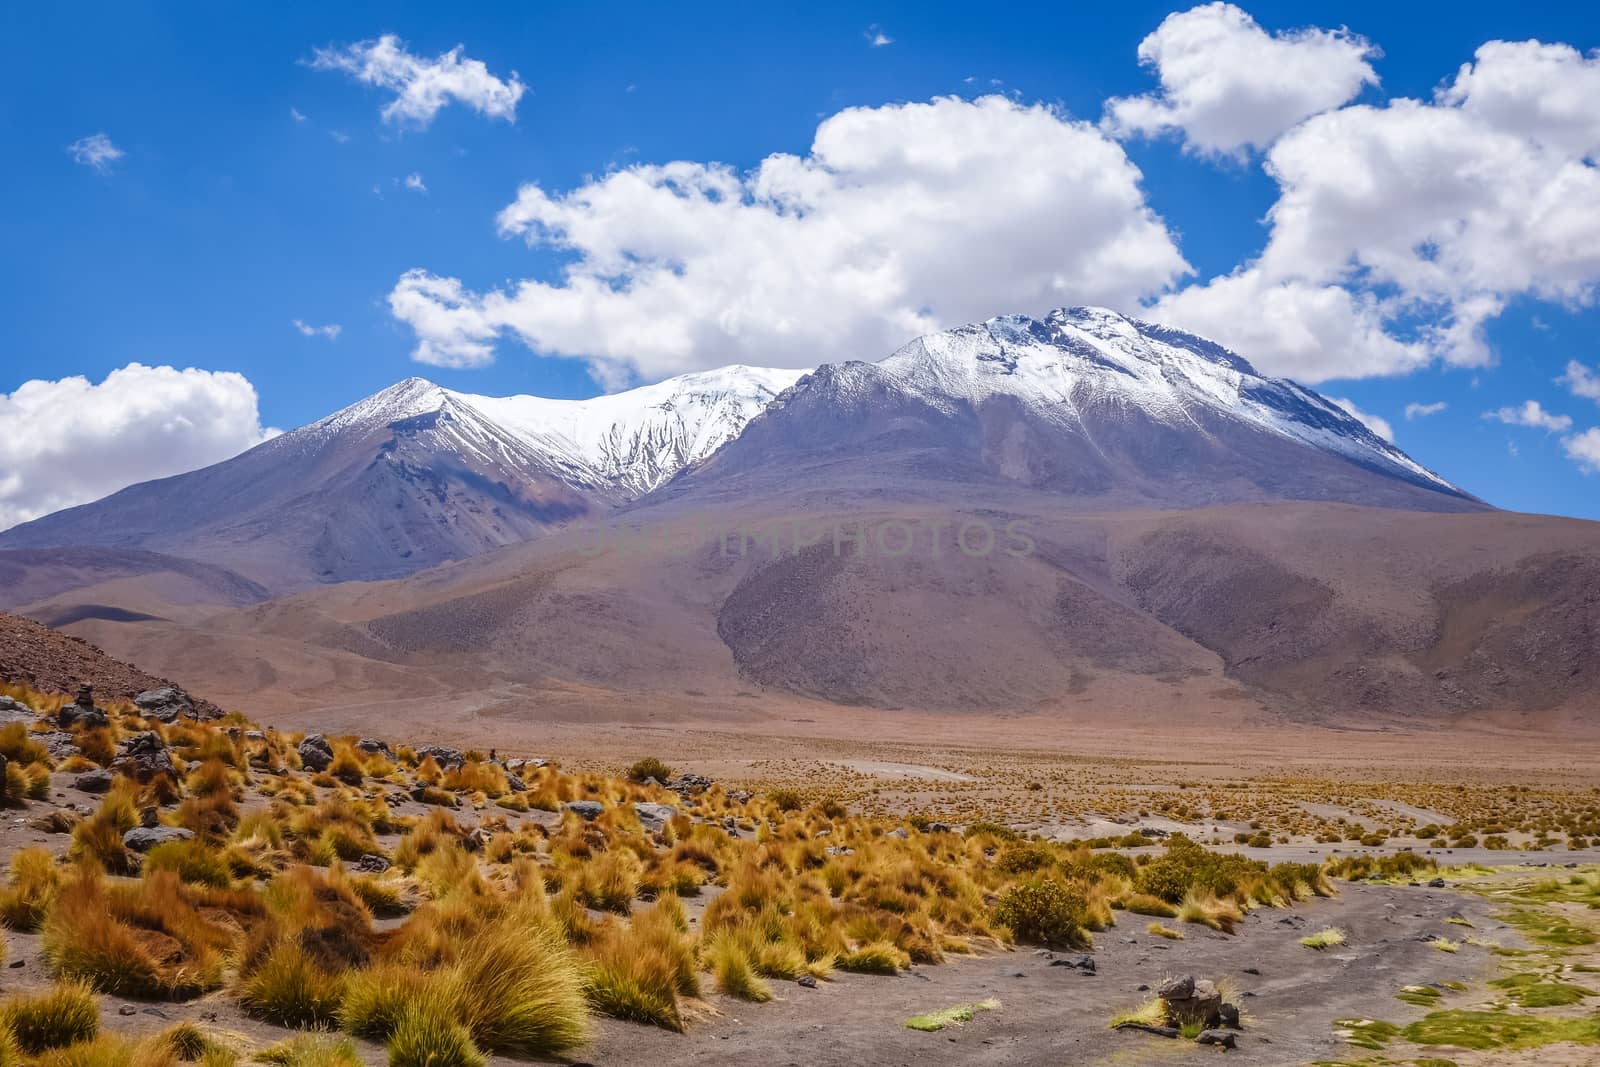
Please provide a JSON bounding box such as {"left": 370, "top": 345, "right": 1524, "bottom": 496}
{"left": 633, "top": 802, "right": 678, "bottom": 833}
{"left": 1218, "top": 1002, "right": 1241, "bottom": 1029}
{"left": 356, "top": 738, "right": 395, "bottom": 758}
{"left": 1159, "top": 975, "right": 1222, "bottom": 1030}
{"left": 0, "top": 696, "right": 36, "bottom": 726}
{"left": 416, "top": 746, "right": 466, "bottom": 770}
{"left": 123, "top": 825, "right": 195, "bottom": 852}
{"left": 504, "top": 772, "right": 527, "bottom": 793}
{"left": 562, "top": 801, "right": 604, "bottom": 821}
{"left": 1196, "top": 1030, "right": 1237, "bottom": 1049}
{"left": 1114, "top": 1023, "right": 1180, "bottom": 1038}
{"left": 356, "top": 854, "right": 390, "bottom": 873}
{"left": 113, "top": 732, "right": 177, "bottom": 782}
{"left": 75, "top": 769, "right": 114, "bottom": 794}
{"left": 298, "top": 734, "right": 335, "bottom": 772}
{"left": 133, "top": 688, "right": 192, "bottom": 723}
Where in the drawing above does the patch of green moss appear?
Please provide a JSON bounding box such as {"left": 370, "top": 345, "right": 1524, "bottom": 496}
{"left": 1489, "top": 973, "right": 1592, "bottom": 1008}
{"left": 1500, "top": 908, "right": 1598, "bottom": 947}
{"left": 1335, "top": 1018, "right": 1401, "bottom": 1050}
{"left": 1396, "top": 984, "right": 1443, "bottom": 1007}
{"left": 1402, "top": 1009, "right": 1600, "bottom": 1051}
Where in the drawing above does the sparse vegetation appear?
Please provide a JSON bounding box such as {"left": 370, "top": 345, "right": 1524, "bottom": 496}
{"left": 1300, "top": 927, "right": 1347, "bottom": 949}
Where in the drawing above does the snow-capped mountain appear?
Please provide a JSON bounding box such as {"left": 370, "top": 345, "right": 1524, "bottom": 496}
{"left": 0, "top": 366, "right": 807, "bottom": 589}
{"left": 687, "top": 306, "right": 1476, "bottom": 511}
{"left": 0, "top": 308, "right": 1478, "bottom": 593}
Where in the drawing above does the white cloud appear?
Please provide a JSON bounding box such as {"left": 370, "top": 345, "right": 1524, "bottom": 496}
{"left": 1153, "top": 38, "right": 1600, "bottom": 381}
{"left": 403, "top": 172, "right": 427, "bottom": 193}
{"left": 1565, "top": 428, "right": 1600, "bottom": 473}
{"left": 310, "top": 34, "right": 525, "bottom": 127}
{"left": 389, "top": 95, "right": 1189, "bottom": 378}
{"left": 1404, "top": 401, "right": 1447, "bottom": 420}
{"left": 865, "top": 25, "right": 893, "bottom": 47}
{"left": 1103, "top": 3, "right": 1379, "bottom": 155}
{"left": 1485, "top": 400, "right": 1573, "bottom": 432}
{"left": 1330, "top": 397, "right": 1394, "bottom": 442}
{"left": 0, "top": 364, "right": 278, "bottom": 531}
{"left": 1560, "top": 360, "right": 1600, "bottom": 402}
{"left": 66, "top": 133, "right": 124, "bottom": 173}
{"left": 290, "top": 107, "right": 307, "bottom": 122}
{"left": 291, "top": 319, "right": 342, "bottom": 340}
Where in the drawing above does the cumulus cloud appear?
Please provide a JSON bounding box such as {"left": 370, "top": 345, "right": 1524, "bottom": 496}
{"left": 1485, "top": 400, "right": 1573, "bottom": 432}
{"left": 865, "top": 25, "right": 893, "bottom": 47}
{"left": 403, "top": 172, "right": 427, "bottom": 193}
{"left": 67, "top": 133, "right": 124, "bottom": 173}
{"left": 1405, "top": 401, "right": 1448, "bottom": 420}
{"left": 1103, "top": 3, "right": 1379, "bottom": 155}
{"left": 0, "top": 364, "right": 278, "bottom": 531}
{"left": 292, "top": 319, "right": 341, "bottom": 340}
{"left": 1565, "top": 428, "right": 1600, "bottom": 473}
{"left": 1153, "top": 38, "right": 1600, "bottom": 381}
{"left": 310, "top": 34, "right": 524, "bottom": 127}
{"left": 1329, "top": 397, "right": 1394, "bottom": 442}
{"left": 389, "top": 95, "right": 1189, "bottom": 379}
{"left": 1560, "top": 360, "right": 1600, "bottom": 402}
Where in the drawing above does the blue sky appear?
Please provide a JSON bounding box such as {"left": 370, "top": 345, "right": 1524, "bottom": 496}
{"left": 3, "top": 1, "right": 1599, "bottom": 524}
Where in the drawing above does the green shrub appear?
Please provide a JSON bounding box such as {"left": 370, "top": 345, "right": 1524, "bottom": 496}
{"left": 625, "top": 757, "right": 673, "bottom": 784}
{"left": 993, "top": 878, "right": 1090, "bottom": 949}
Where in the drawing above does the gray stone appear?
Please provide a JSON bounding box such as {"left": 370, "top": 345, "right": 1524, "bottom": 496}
{"left": 123, "top": 825, "right": 195, "bottom": 852}
{"left": 298, "top": 734, "right": 334, "bottom": 772}
{"left": 356, "top": 738, "right": 395, "bottom": 758}
{"left": 1114, "top": 1023, "right": 1179, "bottom": 1038}
{"left": 562, "top": 801, "right": 604, "bottom": 820}
{"left": 0, "top": 696, "right": 36, "bottom": 725}
{"left": 114, "top": 732, "right": 176, "bottom": 781}
{"left": 356, "top": 854, "right": 390, "bottom": 873}
{"left": 633, "top": 802, "right": 678, "bottom": 832}
{"left": 75, "top": 769, "right": 114, "bottom": 794}
{"left": 1196, "top": 1030, "right": 1237, "bottom": 1049}
{"left": 1156, "top": 975, "right": 1195, "bottom": 1000}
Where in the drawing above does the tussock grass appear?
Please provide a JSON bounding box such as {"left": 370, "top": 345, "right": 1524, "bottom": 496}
{"left": 387, "top": 1006, "right": 486, "bottom": 1067}
{"left": 252, "top": 1035, "right": 361, "bottom": 1067}
{"left": 238, "top": 943, "right": 346, "bottom": 1029}
{"left": 1108, "top": 998, "right": 1167, "bottom": 1029}
{"left": 706, "top": 932, "right": 772, "bottom": 1001}
{"left": 1146, "top": 921, "right": 1183, "bottom": 940}
{"left": 3, "top": 981, "right": 101, "bottom": 1053}
{"left": 0, "top": 846, "right": 62, "bottom": 930}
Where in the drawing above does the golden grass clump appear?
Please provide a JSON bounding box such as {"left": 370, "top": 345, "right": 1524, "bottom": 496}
{"left": 386, "top": 1006, "right": 486, "bottom": 1067}
{"left": 0, "top": 846, "right": 63, "bottom": 930}
{"left": 238, "top": 942, "right": 346, "bottom": 1029}
{"left": 2, "top": 981, "right": 101, "bottom": 1053}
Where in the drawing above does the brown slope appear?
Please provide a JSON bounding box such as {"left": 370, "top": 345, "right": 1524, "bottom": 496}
{"left": 108, "top": 495, "right": 1597, "bottom": 726}
{"left": 0, "top": 610, "right": 222, "bottom": 715}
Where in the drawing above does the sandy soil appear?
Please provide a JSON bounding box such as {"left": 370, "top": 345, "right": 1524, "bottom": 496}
{"left": 579, "top": 881, "right": 1509, "bottom": 1066}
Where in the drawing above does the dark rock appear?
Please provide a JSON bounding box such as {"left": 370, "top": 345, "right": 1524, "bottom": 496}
{"left": 118, "top": 1005, "right": 137, "bottom": 1017}
{"left": 504, "top": 773, "right": 527, "bottom": 792}
{"left": 927, "top": 822, "right": 955, "bottom": 834}
{"left": 1428, "top": 877, "right": 1447, "bottom": 888}
{"left": 1156, "top": 975, "right": 1195, "bottom": 1000}
{"left": 1218, "top": 1002, "right": 1241, "bottom": 1029}
{"left": 356, "top": 738, "right": 395, "bottom": 757}
{"left": 133, "top": 687, "right": 192, "bottom": 723}
{"left": 1197, "top": 1030, "right": 1237, "bottom": 1049}
{"left": 356, "top": 854, "right": 390, "bottom": 873}
{"left": 563, "top": 801, "right": 604, "bottom": 820}
{"left": 298, "top": 734, "right": 335, "bottom": 772}
{"left": 1242, "top": 967, "right": 1260, "bottom": 975}
{"left": 417, "top": 746, "right": 466, "bottom": 770}
{"left": 7, "top": 959, "right": 22, "bottom": 968}
{"left": 123, "top": 825, "right": 195, "bottom": 852}
{"left": 76, "top": 769, "right": 114, "bottom": 794}
{"left": 1114, "top": 1023, "right": 1180, "bottom": 1038}
{"left": 797, "top": 976, "right": 818, "bottom": 988}
{"left": 113, "top": 732, "right": 176, "bottom": 782}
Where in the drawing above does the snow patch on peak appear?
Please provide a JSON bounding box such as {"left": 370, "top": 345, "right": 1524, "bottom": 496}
{"left": 458, "top": 364, "right": 808, "bottom": 494}
{"left": 874, "top": 309, "right": 1460, "bottom": 495}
